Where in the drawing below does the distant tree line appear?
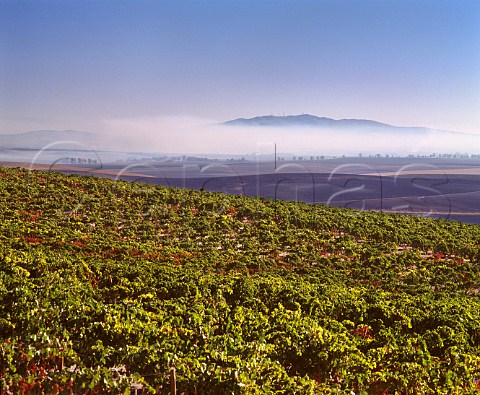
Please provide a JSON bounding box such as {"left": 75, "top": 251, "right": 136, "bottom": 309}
{"left": 67, "top": 157, "right": 98, "bottom": 165}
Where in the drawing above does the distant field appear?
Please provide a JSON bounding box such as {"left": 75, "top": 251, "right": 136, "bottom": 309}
{"left": 365, "top": 168, "right": 480, "bottom": 176}
{"left": 3, "top": 157, "right": 480, "bottom": 224}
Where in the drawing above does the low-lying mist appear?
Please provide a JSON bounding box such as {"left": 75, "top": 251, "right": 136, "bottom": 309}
{"left": 99, "top": 116, "right": 480, "bottom": 157}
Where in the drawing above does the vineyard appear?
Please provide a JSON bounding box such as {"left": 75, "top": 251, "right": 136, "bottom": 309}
{"left": 1, "top": 166, "right": 480, "bottom": 394}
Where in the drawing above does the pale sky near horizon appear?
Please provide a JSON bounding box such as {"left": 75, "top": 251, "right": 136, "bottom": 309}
{"left": 1, "top": 0, "right": 480, "bottom": 143}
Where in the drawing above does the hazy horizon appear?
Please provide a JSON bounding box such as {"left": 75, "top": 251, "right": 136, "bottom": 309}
{"left": 0, "top": 116, "right": 479, "bottom": 158}
{"left": 1, "top": 0, "right": 480, "bottom": 155}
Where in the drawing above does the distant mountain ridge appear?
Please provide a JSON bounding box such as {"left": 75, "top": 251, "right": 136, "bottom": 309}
{"left": 0, "top": 130, "right": 97, "bottom": 150}
{"left": 223, "top": 114, "right": 392, "bottom": 128}
{"left": 221, "top": 114, "right": 461, "bottom": 135}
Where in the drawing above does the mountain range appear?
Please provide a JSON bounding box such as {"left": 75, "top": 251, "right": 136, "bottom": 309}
{"left": 0, "top": 115, "right": 476, "bottom": 156}
{"left": 0, "top": 130, "right": 97, "bottom": 150}
{"left": 222, "top": 114, "right": 461, "bottom": 135}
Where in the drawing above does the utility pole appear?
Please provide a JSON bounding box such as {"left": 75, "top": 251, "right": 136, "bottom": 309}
{"left": 274, "top": 143, "right": 277, "bottom": 170}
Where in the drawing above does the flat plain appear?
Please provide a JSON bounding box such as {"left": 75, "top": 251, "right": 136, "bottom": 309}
{"left": 5, "top": 157, "right": 477, "bottom": 224}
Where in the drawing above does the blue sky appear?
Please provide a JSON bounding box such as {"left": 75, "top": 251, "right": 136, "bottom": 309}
{"left": 1, "top": 0, "right": 480, "bottom": 141}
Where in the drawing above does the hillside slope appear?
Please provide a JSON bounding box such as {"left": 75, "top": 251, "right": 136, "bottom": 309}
{"left": 0, "top": 167, "right": 479, "bottom": 393}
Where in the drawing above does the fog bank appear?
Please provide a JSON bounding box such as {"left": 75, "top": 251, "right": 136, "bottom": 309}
{"left": 98, "top": 116, "right": 480, "bottom": 156}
